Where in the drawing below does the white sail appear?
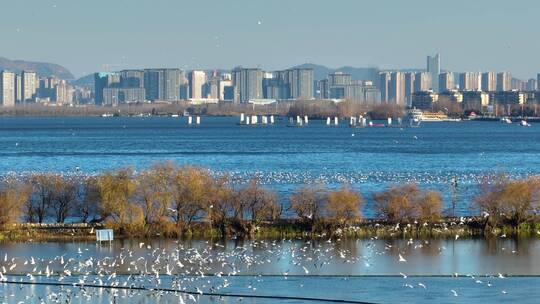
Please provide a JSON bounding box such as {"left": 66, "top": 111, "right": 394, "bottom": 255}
{"left": 270, "top": 115, "right": 275, "bottom": 124}
{"left": 387, "top": 117, "right": 392, "bottom": 126}
{"left": 252, "top": 115, "right": 258, "bottom": 124}
{"left": 240, "top": 113, "right": 245, "bottom": 122}
{"left": 196, "top": 116, "right": 201, "bottom": 124}
{"left": 188, "top": 116, "right": 192, "bottom": 124}
{"left": 246, "top": 116, "right": 251, "bottom": 125}
{"left": 326, "top": 117, "right": 331, "bottom": 125}
{"left": 304, "top": 115, "right": 308, "bottom": 124}
{"left": 334, "top": 117, "right": 338, "bottom": 125}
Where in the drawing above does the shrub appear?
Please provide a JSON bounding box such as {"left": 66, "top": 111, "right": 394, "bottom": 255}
{"left": 475, "top": 176, "right": 540, "bottom": 227}
{"left": 373, "top": 184, "right": 443, "bottom": 223}
{"left": 326, "top": 186, "right": 363, "bottom": 226}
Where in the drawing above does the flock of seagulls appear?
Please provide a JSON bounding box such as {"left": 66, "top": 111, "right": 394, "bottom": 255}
{"left": 0, "top": 234, "right": 519, "bottom": 303}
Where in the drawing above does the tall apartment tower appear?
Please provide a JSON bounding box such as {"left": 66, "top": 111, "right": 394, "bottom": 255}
{"left": 379, "top": 72, "right": 391, "bottom": 102}
{"left": 288, "top": 68, "right": 314, "bottom": 99}
{"left": 389, "top": 72, "right": 405, "bottom": 105}
{"left": 231, "top": 67, "right": 263, "bottom": 103}
{"left": 481, "top": 72, "right": 496, "bottom": 92}
{"left": 188, "top": 70, "right": 206, "bottom": 99}
{"left": 94, "top": 72, "right": 120, "bottom": 105}
{"left": 0, "top": 71, "right": 16, "bottom": 106}
{"left": 496, "top": 72, "right": 511, "bottom": 91}
{"left": 438, "top": 72, "right": 454, "bottom": 92}
{"left": 21, "top": 70, "right": 38, "bottom": 102}
{"left": 459, "top": 72, "right": 481, "bottom": 91}
{"left": 413, "top": 72, "right": 432, "bottom": 92}
{"left": 163, "top": 69, "right": 185, "bottom": 101}
{"left": 427, "top": 54, "right": 440, "bottom": 92}
{"left": 404, "top": 72, "right": 415, "bottom": 106}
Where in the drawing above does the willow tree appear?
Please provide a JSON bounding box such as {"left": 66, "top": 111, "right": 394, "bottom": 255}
{"left": 170, "top": 166, "right": 215, "bottom": 231}
{"left": 289, "top": 183, "right": 328, "bottom": 228}
{"left": 326, "top": 186, "right": 363, "bottom": 226}
{"left": 137, "top": 162, "right": 176, "bottom": 226}
{"left": 0, "top": 179, "right": 31, "bottom": 226}
{"left": 235, "top": 178, "right": 281, "bottom": 228}
{"left": 476, "top": 176, "right": 540, "bottom": 227}
{"left": 96, "top": 168, "right": 142, "bottom": 232}
{"left": 51, "top": 176, "right": 79, "bottom": 223}
{"left": 27, "top": 173, "right": 57, "bottom": 223}
{"left": 373, "top": 184, "right": 442, "bottom": 223}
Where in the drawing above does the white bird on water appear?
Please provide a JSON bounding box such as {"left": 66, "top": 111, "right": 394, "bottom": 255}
{"left": 451, "top": 289, "right": 458, "bottom": 297}
{"left": 398, "top": 254, "right": 407, "bottom": 262}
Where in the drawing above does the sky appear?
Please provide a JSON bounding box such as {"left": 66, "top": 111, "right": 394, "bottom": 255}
{"left": 1, "top": 0, "right": 539, "bottom": 78}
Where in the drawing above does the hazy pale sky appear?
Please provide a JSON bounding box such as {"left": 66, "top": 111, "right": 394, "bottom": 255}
{"left": 1, "top": 0, "right": 539, "bottom": 78}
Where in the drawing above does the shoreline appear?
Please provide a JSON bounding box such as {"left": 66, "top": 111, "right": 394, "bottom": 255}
{"left": 2, "top": 217, "right": 539, "bottom": 243}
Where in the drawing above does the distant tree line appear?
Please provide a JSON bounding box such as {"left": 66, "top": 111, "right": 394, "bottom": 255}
{"left": 0, "top": 163, "right": 539, "bottom": 237}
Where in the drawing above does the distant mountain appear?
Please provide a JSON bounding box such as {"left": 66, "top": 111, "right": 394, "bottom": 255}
{"left": 293, "top": 63, "right": 381, "bottom": 83}
{"left": 72, "top": 74, "right": 95, "bottom": 87}
{"left": 0, "top": 57, "right": 74, "bottom": 80}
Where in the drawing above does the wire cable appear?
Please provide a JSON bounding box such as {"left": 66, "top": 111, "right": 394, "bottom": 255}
{"left": 1, "top": 279, "right": 379, "bottom": 304}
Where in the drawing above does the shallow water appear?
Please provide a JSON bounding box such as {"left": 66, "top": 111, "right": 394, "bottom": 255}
{"left": 1, "top": 116, "right": 538, "bottom": 217}
{"left": 0, "top": 238, "right": 539, "bottom": 303}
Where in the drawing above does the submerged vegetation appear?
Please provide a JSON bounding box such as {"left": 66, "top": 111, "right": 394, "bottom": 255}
{"left": 0, "top": 162, "right": 539, "bottom": 240}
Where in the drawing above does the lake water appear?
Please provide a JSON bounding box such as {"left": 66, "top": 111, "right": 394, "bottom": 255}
{"left": 0, "top": 238, "right": 539, "bottom": 303}
{"left": 1, "top": 116, "right": 539, "bottom": 217}
{"left": 1, "top": 117, "right": 540, "bottom": 302}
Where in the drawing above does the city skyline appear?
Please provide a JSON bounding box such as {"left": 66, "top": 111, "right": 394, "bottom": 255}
{"left": 1, "top": 0, "right": 539, "bottom": 78}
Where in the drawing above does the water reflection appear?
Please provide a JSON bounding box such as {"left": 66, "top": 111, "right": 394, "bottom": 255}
{"left": 0, "top": 238, "right": 538, "bottom": 276}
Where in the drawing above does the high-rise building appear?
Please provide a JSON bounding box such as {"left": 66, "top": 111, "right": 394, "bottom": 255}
{"left": 54, "top": 80, "right": 74, "bottom": 105}
{"left": 288, "top": 68, "right": 313, "bottom": 99}
{"left": 459, "top": 72, "right": 481, "bottom": 91}
{"left": 438, "top": 72, "right": 454, "bottom": 92}
{"left": 265, "top": 68, "right": 314, "bottom": 100}
{"left": 94, "top": 72, "right": 120, "bottom": 105}
{"left": 144, "top": 69, "right": 163, "bottom": 101}
{"left": 363, "top": 84, "right": 381, "bottom": 103}
{"left": 120, "top": 70, "right": 144, "bottom": 88}
{"left": 413, "top": 72, "right": 431, "bottom": 92}
{"left": 21, "top": 70, "right": 38, "bottom": 102}
{"left": 188, "top": 70, "right": 206, "bottom": 99}
{"left": 389, "top": 72, "right": 405, "bottom": 105}
{"left": 404, "top": 72, "right": 415, "bottom": 106}
{"left": 527, "top": 79, "right": 537, "bottom": 91}
{"left": 103, "top": 88, "right": 145, "bottom": 106}
{"left": 218, "top": 78, "right": 233, "bottom": 101}
{"left": 496, "top": 72, "right": 511, "bottom": 91}
{"left": 329, "top": 72, "right": 351, "bottom": 86}
{"left": 427, "top": 54, "right": 440, "bottom": 92}
{"left": 481, "top": 72, "right": 496, "bottom": 92}
{"left": 231, "top": 67, "right": 263, "bottom": 103}
{"left": 379, "top": 72, "right": 391, "bottom": 102}
{"left": 163, "top": 69, "right": 185, "bottom": 101}
{"left": 15, "top": 74, "right": 22, "bottom": 103}
{"left": 0, "top": 70, "right": 16, "bottom": 107}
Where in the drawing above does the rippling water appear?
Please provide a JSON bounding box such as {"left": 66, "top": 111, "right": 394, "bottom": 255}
{"left": 1, "top": 116, "right": 539, "bottom": 216}
{"left": 0, "top": 239, "right": 539, "bottom": 303}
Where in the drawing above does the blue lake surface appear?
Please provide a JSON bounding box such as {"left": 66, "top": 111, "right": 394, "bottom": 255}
{"left": 1, "top": 116, "right": 539, "bottom": 217}
{"left": 1, "top": 238, "right": 539, "bottom": 303}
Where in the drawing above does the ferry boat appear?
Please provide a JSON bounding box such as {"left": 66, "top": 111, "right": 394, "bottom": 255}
{"left": 417, "top": 111, "right": 461, "bottom": 122}
{"left": 407, "top": 109, "right": 422, "bottom": 127}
